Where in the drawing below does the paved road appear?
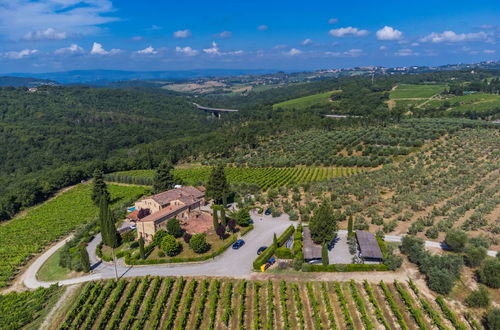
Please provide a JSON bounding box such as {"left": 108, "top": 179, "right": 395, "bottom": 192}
{"left": 25, "top": 212, "right": 292, "bottom": 288}
{"left": 23, "top": 223, "right": 498, "bottom": 289}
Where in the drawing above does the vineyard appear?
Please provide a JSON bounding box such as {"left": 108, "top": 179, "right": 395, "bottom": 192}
{"left": 49, "top": 277, "right": 481, "bottom": 330}
{"left": 0, "top": 184, "right": 147, "bottom": 288}
{"left": 106, "top": 166, "right": 365, "bottom": 190}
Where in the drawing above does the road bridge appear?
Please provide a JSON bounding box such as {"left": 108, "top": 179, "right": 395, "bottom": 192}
{"left": 192, "top": 102, "right": 239, "bottom": 117}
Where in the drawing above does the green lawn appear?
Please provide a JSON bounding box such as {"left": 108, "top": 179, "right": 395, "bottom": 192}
{"left": 37, "top": 248, "right": 75, "bottom": 282}
{"left": 272, "top": 90, "right": 341, "bottom": 110}
{"left": 390, "top": 84, "right": 446, "bottom": 99}
{"left": 0, "top": 183, "right": 148, "bottom": 288}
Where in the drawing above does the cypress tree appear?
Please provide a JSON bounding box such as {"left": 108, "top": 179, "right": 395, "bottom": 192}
{"left": 206, "top": 165, "right": 230, "bottom": 204}
{"left": 80, "top": 245, "right": 91, "bottom": 272}
{"left": 99, "top": 197, "right": 109, "bottom": 244}
{"left": 220, "top": 207, "right": 227, "bottom": 227}
{"left": 310, "top": 203, "right": 338, "bottom": 244}
{"left": 347, "top": 216, "right": 354, "bottom": 237}
{"left": 92, "top": 169, "right": 110, "bottom": 206}
{"left": 153, "top": 159, "right": 175, "bottom": 193}
{"left": 273, "top": 233, "right": 278, "bottom": 248}
{"left": 322, "top": 244, "right": 329, "bottom": 266}
{"left": 212, "top": 206, "right": 219, "bottom": 230}
{"left": 139, "top": 237, "right": 145, "bottom": 259}
{"left": 100, "top": 197, "right": 118, "bottom": 248}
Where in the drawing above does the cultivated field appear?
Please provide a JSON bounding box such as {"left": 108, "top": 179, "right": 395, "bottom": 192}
{"left": 106, "top": 166, "right": 364, "bottom": 190}
{"left": 390, "top": 84, "right": 446, "bottom": 99}
{"left": 0, "top": 184, "right": 147, "bottom": 288}
{"left": 50, "top": 277, "right": 477, "bottom": 330}
{"left": 272, "top": 90, "right": 340, "bottom": 110}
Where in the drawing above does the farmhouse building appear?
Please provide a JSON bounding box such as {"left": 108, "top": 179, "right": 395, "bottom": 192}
{"left": 134, "top": 186, "right": 208, "bottom": 243}
{"left": 355, "top": 231, "right": 383, "bottom": 263}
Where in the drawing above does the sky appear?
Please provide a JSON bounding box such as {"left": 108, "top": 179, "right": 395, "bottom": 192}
{"left": 0, "top": 0, "right": 499, "bottom": 73}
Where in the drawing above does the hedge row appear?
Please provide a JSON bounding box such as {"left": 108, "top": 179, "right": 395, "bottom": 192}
{"left": 302, "top": 263, "right": 389, "bottom": 272}
{"left": 253, "top": 225, "right": 295, "bottom": 270}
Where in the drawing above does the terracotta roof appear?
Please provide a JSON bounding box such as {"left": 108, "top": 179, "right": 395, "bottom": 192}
{"left": 181, "top": 211, "right": 213, "bottom": 234}
{"left": 139, "top": 204, "right": 186, "bottom": 223}
{"left": 126, "top": 210, "right": 139, "bottom": 221}
{"left": 149, "top": 186, "right": 204, "bottom": 206}
{"left": 355, "top": 231, "right": 383, "bottom": 259}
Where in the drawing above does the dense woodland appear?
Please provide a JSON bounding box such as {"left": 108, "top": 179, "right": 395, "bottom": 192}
{"left": 1, "top": 69, "right": 499, "bottom": 220}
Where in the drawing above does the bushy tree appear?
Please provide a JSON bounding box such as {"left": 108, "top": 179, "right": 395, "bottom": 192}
{"left": 206, "top": 165, "right": 230, "bottom": 204}
{"left": 465, "top": 245, "right": 487, "bottom": 268}
{"left": 465, "top": 286, "right": 490, "bottom": 308}
{"left": 161, "top": 234, "right": 181, "bottom": 256}
{"left": 310, "top": 203, "right": 338, "bottom": 244}
{"left": 166, "top": 217, "right": 183, "bottom": 238}
{"left": 426, "top": 266, "right": 455, "bottom": 294}
{"left": 79, "top": 245, "right": 90, "bottom": 272}
{"left": 153, "top": 229, "right": 168, "bottom": 246}
{"left": 479, "top": 257, "right": 500, "bottom": 288}
{"left": 445, "top": 229, "right": 468, "bottom": 252}
{"left": 153, "top": 159, "right": 175, "bottom": 193}
{"left": 215, "top": 224, "right": 226, "bottom": 239}
{"left": 190, "top": 233, "right": 209, "bottom": 254}
{"left": 92, "top": 169, "right": 110, "bottom": 206}
{"left": 139, "top": 237, "right": 145, "bottom": 259}
{"left": 487, "top": 308, "right": 500, "bottom": 330}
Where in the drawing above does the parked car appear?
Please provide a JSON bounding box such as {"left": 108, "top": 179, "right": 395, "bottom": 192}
{"left": 308, "top": 259, "right": 323, "bottom": 265}
{"left": 232, "top": 239, "right": 245, "bottom": 249}
{"left": 264, "top": 208, "right": 272, "bottom": 216}
{"left": 257, "top": 246, "right": 268, "bottom": 255}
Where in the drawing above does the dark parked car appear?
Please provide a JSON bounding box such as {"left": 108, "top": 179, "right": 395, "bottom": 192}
{"left": 264, "top": 208, "right": 272, "bottom": 216}
{"left": 232, "top": 239, "right": 245, "bottom": 249}
{"left": 257, "top": 246, "right": 268, "bottom": 255}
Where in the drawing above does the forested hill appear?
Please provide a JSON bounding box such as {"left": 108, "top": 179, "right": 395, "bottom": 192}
{"left": 0, "top": 86, "right": 226, "bottom": 220}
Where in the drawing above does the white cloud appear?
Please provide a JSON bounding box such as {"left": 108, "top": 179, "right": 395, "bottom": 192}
{"left": 23, "top": 27, "right": 67, "bottom": 41}
{"left": 173, "top": 29, "right": 192, "bottom": 38}
{"left": 257, "top": 25, "right": 268, "bottom": 31}
{"left": 420, "top": 30, "right": 488, "bottom": 43}
{"left": 484, "top": 49, "right": 496, "bottom": 54}
{"left": 395, "top": 48, "right": 419, "bottom": 56}
{"left": 328, "top": 18, "right": 338, "bottom": 24}
{"left": 411, "top": 42, "right": 420, "bottom": 46}
{"left": 202, "top": 42, "right": 243, "bottom": 55}
{"left": 379, "top": 45, "right": 387, "bottom": 50}
{"left": 215, "top": 31, "right": 232, "bottom": 38}
{"left": 137, "top": 46, "right": 158, "bottom": 55}
{"left": 273, "top": 44, "right": 287, "bottom": 49}
{"left": 376, "top": 26, "right": 403, "bottom": 40}
{"left": 325, "top": 51, "right": 341, "bottom": 56}
{"left": 131, "top": 36, "right": 144, "bottom": 41}
{"left": 344, "top": 49, "right": 362, "bottom": 56}
{"left": 3, "top": 49, "right": 38, "bottom": 59}
{"left": 329, "top": 27, "right": 368, "bottom": 37}
{"left": 54, "top": 44, "right": 83, "bottom": 54}
{"left": 285, "top": 48, "right": 302, "bottom": 56}
{"left": 176, "top": 46, "right": 198, "bottom": 56}
{"left": 90, "top": 42, "right": 120, "bottom": 55}
{"left": 0, "top": 1, "right": 117, "bottom": 40}
{"left": 302, "top": 38, "right": 313, "bottom": 46}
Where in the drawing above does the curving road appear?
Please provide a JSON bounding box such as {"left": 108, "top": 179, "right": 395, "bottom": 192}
{"left": 22, "top": 216, "right": 498, "bottom": 289}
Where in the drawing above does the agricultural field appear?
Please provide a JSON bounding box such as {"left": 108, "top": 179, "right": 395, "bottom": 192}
{"left": 209, "top": 118, "right": 481, "bottom": 168}
{"left": 390, "top": 84, "right": 447, "bottom": 99}
{"left": 427, "top": 93, "right": 500, "bottom": 117}
{"left": 309, "top": 127, "right": 500, "bottom": 245}
{"left": 0, "top": 184, "right": 147, "bottom": 288}
{"left": 47, "top": 277, "right": 482, "bottom": 330}
{"left": 272, "top": 90, "right": 340, "bottom": 110}
{"left": 106, "top": 166, "right": 364, "bottom": 190}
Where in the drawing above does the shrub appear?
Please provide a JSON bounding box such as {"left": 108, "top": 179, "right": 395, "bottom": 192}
{"left": 153, "top": 229, "right": 168, "bottom": 246}
{"left": 233, "top": 208, "right": 252, "bottom": 226}
{"left": 275, "top": 247, "right": 293, "bottom": 259}
{"left": 465, "top": 286, "right": 490, "bottom": 308}
{"left": 166, "top": 217, "right": 183, "bottom": 238}
{"left": 479, "top": 257, "right": 500, "bottom": 288}
{"left": 445, "top": 228, "right": 468, "bottom": 252}
{"left": 487, "top": 308, "right": 500, "bottom": 330}
{"left": 160, "top": 234, "right": 181, "bottom": 256}
{"left": 302, "top": 264, "right": 388, "bottom": 272}
{"left": 189, "top": 233, "right": 209, "bottom": 254}
{"left": 426, "top": 267, "right": 455, "bottom": 294}
{"left": 183, "top": 233, "right": 192, "bottom": 243}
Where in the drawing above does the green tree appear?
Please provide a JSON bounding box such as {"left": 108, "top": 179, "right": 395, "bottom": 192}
{"left": 139, "top": 237, "right": 145, "bottom": 259}
{"left": 465, "top": 286, "right": 490, "bottom": 308}
{"left": 465, "top": 245, "right": 487, "bottom": 268}
{"left": 189, "top": 233, "right": 209, "bottom": 254}
{"left": 220, "top": 207, "right": 227, "bottom": 227}
{"left": 479, "top": 257, "right": 500, "bottom": 288}
{"left": 99, "top": 198, "right": 118, "bottom": 248}
{"left": 212, "top": 206, "right": 219, "bottom": 230}
{"left": 273, "top": 233, "right": 278, "bottom": 248}
{"left": 153, "top": 159, "right": 175, "bottom": 193}
{"left": 445, "top": 229, "right": 468, "bottom": 252}
{"left": 153, "top": 229, "right": 167, "bottom": 246}
{"left": 161, "top": 234, "right": 181, "bottom": 256}
{"left": 233, "top": 208, "right": 251, "bottom": 227}
{"left": 91, "top": 169, "right": 110, "bottom": 206}
{"left": 347, "top": 216, "right": 353, "bottom": 237}
{"left": 79, "top": 245, "right": 90, "bottom": 272}
{"left": 487, "top": 308, "right": 500, "bottom": 330}
{"left": 426, "top": 266, "right": 455, "bottom": 294}
{"left": 206, "top": 165, "right": 230, "bottom": 204}
{"left": 166, "top": 217, "right": 183, "bottom": 238}
{"left": 322, "top": 244, "right": 329, "bottom": 266}
{"left": 309, "top": 203, "right": 338, "bottom": 244}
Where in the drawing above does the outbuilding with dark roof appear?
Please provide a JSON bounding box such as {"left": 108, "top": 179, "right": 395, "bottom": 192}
{"left": 355, "top": 230, "right": 383, "bottom": 262}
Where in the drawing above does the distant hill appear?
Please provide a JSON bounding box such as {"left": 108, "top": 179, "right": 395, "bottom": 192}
{"left": 0, "top": 76, "right": 58, "bottom": 87}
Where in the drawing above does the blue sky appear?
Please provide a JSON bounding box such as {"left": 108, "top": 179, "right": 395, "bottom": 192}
{"left": 0, "top": 0, "right": 499, "bottom": 73}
